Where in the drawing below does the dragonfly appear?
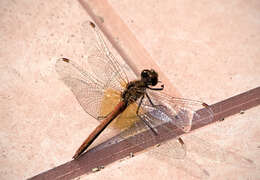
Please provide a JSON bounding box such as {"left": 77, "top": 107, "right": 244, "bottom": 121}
{"left": 55, "top": 21, "right": 214, "bottom": 160}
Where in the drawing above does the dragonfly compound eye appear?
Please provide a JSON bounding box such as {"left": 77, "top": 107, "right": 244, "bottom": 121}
{"left": 141, "top": 70, "right": 149, "bottom": 78}
{"left": 151, "top": 76, "right": 158, "bottom": 86}
{"left": 150, "top": 70, "right": 158, "bottom": 86}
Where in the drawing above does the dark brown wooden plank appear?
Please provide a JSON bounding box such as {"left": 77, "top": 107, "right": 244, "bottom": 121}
{"left": 28, "top": 87, "right": 260, "bottom": 180}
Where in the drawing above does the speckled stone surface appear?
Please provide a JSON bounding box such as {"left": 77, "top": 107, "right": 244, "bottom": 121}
{"left": 0, "top": 0, "right": 259, "bottom": 179}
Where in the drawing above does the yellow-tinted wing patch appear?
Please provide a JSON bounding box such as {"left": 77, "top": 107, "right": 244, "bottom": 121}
{"left": 100, "top": 81, "right": 141, "bottom": 131}
{"left": 112, "top": 103, "right": 140, "bottom": 130}
{"left": 100, "top": 88, "right": 121, "bottom": 118}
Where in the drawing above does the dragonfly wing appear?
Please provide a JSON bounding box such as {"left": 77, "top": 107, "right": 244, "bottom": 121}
{"left": 118, "top": 91, "right": 214, "bottom": 159}
{"left": 149, "top": 138, "right": 187, "bottom": 159}
{"left": 81, "top": 21, "right": 131, "bottom": 92}
{"left": 56, "top": 58, "right": 117, "bottom": 119}
{"left": 137, "top": 93, "right": 253, "bottom": 170}
{"left": 55, "top": 21, "right": 134, "bottom": 120}
{"left": 146, "top": 90, "right": 214, "bottom": 132}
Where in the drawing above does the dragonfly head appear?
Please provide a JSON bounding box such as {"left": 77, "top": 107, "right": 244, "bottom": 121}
{"left": 141, "top": 69, "right": 158, "bottom": 86}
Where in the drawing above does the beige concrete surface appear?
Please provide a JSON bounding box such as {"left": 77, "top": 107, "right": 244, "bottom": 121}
{"left": 0, "top": 0, "right": 259, "bottom": 179}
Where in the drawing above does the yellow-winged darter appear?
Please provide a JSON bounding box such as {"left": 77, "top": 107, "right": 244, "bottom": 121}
{"left": 55, "top": 21, "right": 213, "bottom": 159}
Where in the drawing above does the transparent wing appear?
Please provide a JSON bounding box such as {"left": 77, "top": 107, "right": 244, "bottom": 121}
{"left": 117, "top": 91, "right": 214, "bottom": 158}
{"left": 146, "top": 90, "right": 215, "bottom": 132}
{"left": 56, "top": 21, "right": 133, "bottom": 119}
{"left": 81, "top": 21, "right": 130, "bottom": 92}
{"left": 122, "top": 90, "right": 214, "bottom": 136}
{"left": 148, "top": 134, "right": 255, "bottom": 179}
{"left": 56, "top": 58, "right": 107, "bottom": 119}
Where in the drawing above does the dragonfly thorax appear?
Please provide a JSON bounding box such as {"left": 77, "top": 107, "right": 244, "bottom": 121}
{"left": 121, "top": 69, "right": 159, "bottom": 105}
{"left": 121, "top": 80, "right": 146, "bottom": 105}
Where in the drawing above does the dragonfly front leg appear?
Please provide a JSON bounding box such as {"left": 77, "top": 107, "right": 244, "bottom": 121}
{"left": 147, "top": 84, "right": 164, "bottom": 91}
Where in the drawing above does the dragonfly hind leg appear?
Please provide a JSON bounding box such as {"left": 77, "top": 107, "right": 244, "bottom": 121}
{"left": 136, "top": 95, "right": 158, "bottom": 135}
{"left": 136, "top": 95, "right": 145, "bottom": 115}
{"left": 146, "top": 93, "right": 155, "bottom": 107}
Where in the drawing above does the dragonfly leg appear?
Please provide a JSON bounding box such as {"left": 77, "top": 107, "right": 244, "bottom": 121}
{"left": 146, "top": 93, "right": 155, "bottom": 107}
{"left": 147, "top": 84, "right": 164, "bottom": 91}
{"left": 136, "top": 95, "right": 158, "bottom": 135}
{"left": 139, "top": 116, "right": 158, "bottom": 135}
{"left": 136, "top": 95, "right": 145, "bottom": 115}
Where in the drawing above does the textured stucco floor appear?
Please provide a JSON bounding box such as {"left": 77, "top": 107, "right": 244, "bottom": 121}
{"left": 0, "top": 0, "right": 260, "bottom": 179}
